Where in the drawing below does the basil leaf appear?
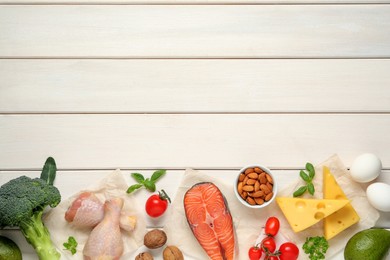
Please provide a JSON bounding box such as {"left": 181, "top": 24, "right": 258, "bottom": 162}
{"left": 307, "top": 183, "right": 315, "bottom": 195}
{"left": 293, "top": 186, "right": 307, "bottom": 197}
{"left": 300, "top": 170, "right": 310, "bottom": 182}
{"left": 151, "top": 169, "right": 166, "bottom": 182}
{"left": 131, "top": 173, "right": 145, "bottom": 183}
{"left": 144, "top": 180, "right": 156, "bottom": 192}
{"left": 306, "top": 163, "right": 315, "bottom": 179}
{"left": 127, "top": 183, "right": 143, "bottom": 193}
{"left": 40, "top": 157, "right": 57, "bottom": 185}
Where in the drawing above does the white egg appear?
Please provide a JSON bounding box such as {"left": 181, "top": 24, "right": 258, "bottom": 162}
{"left": 350, "top": 153, "right": 382, "bottom": 183}
{"left": 366, "top": 182, "right": 390, "bottom": 212}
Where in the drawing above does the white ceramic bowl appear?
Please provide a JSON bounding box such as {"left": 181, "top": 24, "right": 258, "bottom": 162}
{"left": 234, "top": 164, "right": 278, "bottom": 209}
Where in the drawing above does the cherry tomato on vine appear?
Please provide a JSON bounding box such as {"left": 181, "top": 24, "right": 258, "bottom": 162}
{"left": 279, "top": 242, "right": 299, "bottom": 260}
{"left": 265, "top": 256, "right": 279, "bottom": 260}
{"left": 145, "top": 190, "right": 171, "bottom": 218}
{"left": 265, "top": 216, "right": 280, "bottom": 237}
{"left": 261, "top": 236, "right": 276, "bottom": 253}
{"left": 248, "top": 246, "right": 262, "bottom": 260}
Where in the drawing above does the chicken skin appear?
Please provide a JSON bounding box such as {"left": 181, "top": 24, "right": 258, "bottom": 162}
{"left": 83, "top": 198, "right": 124, "bottom": 260}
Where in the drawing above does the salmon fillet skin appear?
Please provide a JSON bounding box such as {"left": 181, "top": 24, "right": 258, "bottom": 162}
{"left": 183, "top": 182, "right": 236, "bottom": 260}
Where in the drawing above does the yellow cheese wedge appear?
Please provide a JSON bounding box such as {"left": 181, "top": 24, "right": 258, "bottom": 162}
{"left": 323, "top": 166, "right": 360, "bottom": 240}
{"left": 276, "top": 197, "right": 350, "bottom": 232}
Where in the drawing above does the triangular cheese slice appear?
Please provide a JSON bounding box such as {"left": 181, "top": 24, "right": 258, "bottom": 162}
{"left": 323, "top": 166, "right": 360, "bottom": 240}
{"left": 276, "top": 197, "right": 350, "bottom": 232}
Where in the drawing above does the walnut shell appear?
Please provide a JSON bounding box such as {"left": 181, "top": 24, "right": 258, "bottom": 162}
{"left": 144, "top": 229, "right": 167, "bottom": 249}
{"left": 163, "top": 245, "right": 184, "bottom": 260}
{"left": 135, "top": 252, "right": 154, "bottom": 260}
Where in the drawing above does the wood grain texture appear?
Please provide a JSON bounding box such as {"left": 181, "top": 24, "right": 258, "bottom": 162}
{"left": 1, "top": 5, "right": 390, "bottom": 58}
{"left": 2, "top": 0, "right": 390, "bottom": 3}
{"left": 1, "top": 114, "right": 389, "bottom": 169}
{"left": 1, "top": 59, "right": 390, "bottom": 113}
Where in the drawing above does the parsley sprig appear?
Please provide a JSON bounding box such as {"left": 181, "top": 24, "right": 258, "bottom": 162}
{"left": 127, "top": 170, "right": 166, "bottom": 193}
{"left": 303, "top": 236, "right": 329, "bottom": 260}
{"left": 63, "top": 236, "right": 78, "bottom": 255}
{"left": 293, "top": 162, "right": 316, "bottom": 197}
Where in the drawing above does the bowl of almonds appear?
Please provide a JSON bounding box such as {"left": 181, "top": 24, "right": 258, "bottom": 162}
{"left": 234, "top": 165, "right": 277, "bottom": 208}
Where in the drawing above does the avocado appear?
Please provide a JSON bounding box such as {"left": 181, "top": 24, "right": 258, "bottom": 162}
{"left": 344, "top": 228, "right": 390, "bottom": 260}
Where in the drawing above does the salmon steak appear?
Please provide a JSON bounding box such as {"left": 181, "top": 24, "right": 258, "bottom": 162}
{"left": 183, "top": 182, "right": 235, "bottom": 260}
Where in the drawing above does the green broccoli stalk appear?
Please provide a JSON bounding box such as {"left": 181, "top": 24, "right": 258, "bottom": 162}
{"left": 0, "top": 158, "right": 61, "bottom": 260}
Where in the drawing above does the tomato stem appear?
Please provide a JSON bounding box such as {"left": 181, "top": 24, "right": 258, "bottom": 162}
{"left": 159, "top": 189, "right": 171, "bottom": 203}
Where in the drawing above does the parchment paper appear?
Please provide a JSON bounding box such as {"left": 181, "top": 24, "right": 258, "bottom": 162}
{"left": 164, "top": 155, "right": 379, "bottom": 260}
{"left": 43, "top": 169, "right": 146, "bottom": 259}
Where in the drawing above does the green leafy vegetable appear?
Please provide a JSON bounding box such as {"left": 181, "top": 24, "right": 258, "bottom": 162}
{"left": 293, "top": 186, "right": 307, "bottom": 197}
{"left": 40, "top": 157, "right": 57, "bottom": 185}
{"left": 127, "top": 170, "right": 166, "bottom": 194}
{"left": 0, "top": 157, "right": 61, "bottom": 260}
{"left": 303, "top": 236, "right": 329, "bottom": 260}
{"left": 293, "top": 162, "right": 316, "bottom": 197}
{"left": 151, "top": 170, "right": 166, "bottom": 182}
{"left": 63, "top": 236, "right": 78, "bottom": 255}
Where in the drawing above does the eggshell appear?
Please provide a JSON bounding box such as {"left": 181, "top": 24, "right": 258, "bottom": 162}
{"left": 366, "top": 182, "right": 390, "bottom": 212}
{"left": 350, "top": 153, "right": 382, "bottom": 183}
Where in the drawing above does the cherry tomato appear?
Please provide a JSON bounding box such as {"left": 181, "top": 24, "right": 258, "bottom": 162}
{"left": 248, "top": 246, "right": 262, "bottom": 260}
{"left": 145, "top": 190, "right": 171, "bottom": 218}
{"left": 279, "top": 242, "right": 299, "bottom": 260}
{"left": 265, "top": 216, "right": 280, "bottom": 237}
{"left": 261, "top": 237, "right": 276, "bottom": 253}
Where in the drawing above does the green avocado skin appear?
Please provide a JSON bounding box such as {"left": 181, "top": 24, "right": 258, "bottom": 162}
{"left": 344, "top": 229, "right": 390, "bottom": 260}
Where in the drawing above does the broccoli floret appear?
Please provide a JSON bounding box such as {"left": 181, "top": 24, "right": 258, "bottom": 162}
{"left": 0, "top": 175, "right": 61, "bottom": 260}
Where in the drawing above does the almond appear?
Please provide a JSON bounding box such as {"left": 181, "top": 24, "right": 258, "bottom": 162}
{"left": 266, "top": 182, "right": 273, "bottom": 191}
{"left": 244, "top": 168, "right": 255, "bottom": 174}
{"left": 246, "top": 197, "right": 256, "bottom": 205}
{"left": 265, "top": 192, "right": 274, "bottom": 201}
{"left": 239, "top": 173, "right": 245, "bottom": 182}
{"left": 247, "top": 179, "right": 256, "bottom": 185}
{"left": 251, "top": 191, "right": 264, "bottom": 198}
{"left": 254, "top": 181, "right": 260, "bottom": 191}
{"left": 237, "top": 182, "right": 243, "bottom": 193}
{"left": 243, "top": 185, "right": 254, "bottom": 192}
{"left": 240, "top": 191, "right": 248, "bottom": 200}
{"left": 247, "top": 173, "right": 259, "bottom": 179}
{"left": 265, "top": 173, "right": 273, "bottom": 184}
{"left": 254, "top": 198, "right": 265, "bottom": 205}
{"left": 254, "top": 167, "right": 263, "bottom": 174}
{"left": 260, "top": 184, "right": 271, "bottom": 194}
{"left": 259, "top": 172, "right": 267, "bottom": 184}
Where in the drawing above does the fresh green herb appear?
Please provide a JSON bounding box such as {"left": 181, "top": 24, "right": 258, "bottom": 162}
{"left": 303, "top": 236, "right": 329, "bottom": 260}
{"left": 293, "top": 162, "right": 316, "bottom": 197}
{"left": 127, "top": 170, "right": 166, "bottom": 194}
{"left": 63, "top": 236, "right": 78, "bottom": 255}
{"left": 40, "top": 157, "right": 57, "bottom": 185}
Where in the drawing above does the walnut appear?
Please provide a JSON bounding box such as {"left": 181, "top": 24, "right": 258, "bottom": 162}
{"left": 144, "top": 229, "right": 167, "bottom": 249}
{"left": 135, "top": 252, "right": 154, "bottom": 260}
{"left": 163, "top": 245, "right": 184, "bottom": 260}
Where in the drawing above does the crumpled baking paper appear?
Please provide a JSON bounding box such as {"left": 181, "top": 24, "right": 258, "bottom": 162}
{"left": 164, "top": 155, "right": 379, "bottom": 260}
{"left": 43, "top": 169, "right": 146, "bottom": 259}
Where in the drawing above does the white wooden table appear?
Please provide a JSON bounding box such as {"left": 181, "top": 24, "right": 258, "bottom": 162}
{"left": 1, "top": 0, "right": 390, "bottom": 259}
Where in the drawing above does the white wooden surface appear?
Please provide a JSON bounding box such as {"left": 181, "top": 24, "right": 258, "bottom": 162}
{"left": 0, "top": 0, "right": 389, "bottom": 258}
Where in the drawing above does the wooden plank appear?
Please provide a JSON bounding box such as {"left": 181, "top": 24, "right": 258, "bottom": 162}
{"left": 1, "top": 5, "right": 389, "bottom": 58}
{"left": 1, "top": 59, "right": 390, "bottom": 113}
{"left": 0, "top": 114, "right": 389, "bottom": 169}
{"left": 1, "top": 0, "right": 389, "bottom": 4}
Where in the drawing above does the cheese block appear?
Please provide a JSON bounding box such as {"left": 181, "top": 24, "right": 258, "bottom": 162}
{"left": 323, "top": 166, "right": 360, "bottom": 240}
{"left": 276, "top": 197, "right": 350, "bottom": 232}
